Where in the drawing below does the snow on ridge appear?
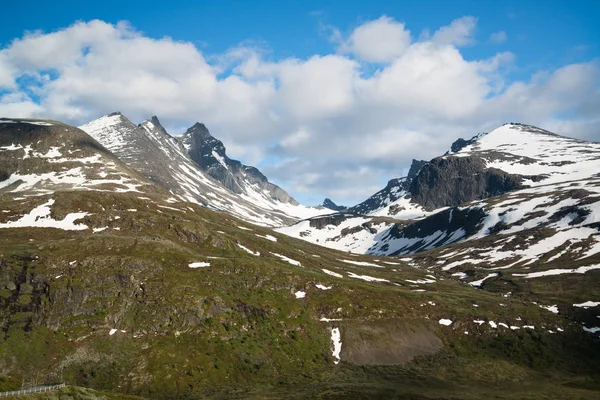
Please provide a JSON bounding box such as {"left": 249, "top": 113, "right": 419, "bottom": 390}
{"left": 211, "top": 150, "right": 229, "bottom": 170}
{"left": 339, "top": 259, "right": 383, "bottom": 268}
{"left": 255, "top": 233, "right": 277, "bottom": 242}
{"left": 538, "top": 304, "right": 559, "bottom": 314}
{"left": 453, "top": 124, "right": 600, "bottom": 187}
{"left": 1, "top": 119, "right": 53, "bottom": 126}
{"left": 276, "top": 217, "right": 392, "bottom": 254}
{"left": 573, "top": 301, "right": 600, "bottom": 308}
{"left": 315, "top": 284, "right": 332, "bottom": 290}
{"left": 468, "top": 273, "right": 498, "bottom": 288}
{"left": 347, "top": 272, "right": 388, "bottom": 283}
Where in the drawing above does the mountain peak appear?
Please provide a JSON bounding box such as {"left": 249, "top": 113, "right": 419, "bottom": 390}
{"left": 449, "top": 123, "right": 557, "bottom": 154}
{"left": 150, "top": 115, "right": 162, "bottom": 126}
{"left": 322, "top": 198, "right": 346, "bottom": 211}
{"left": 188, "top": 122, "right": 212, "bottom": 139}
{"left": 139, "top": 115, "right": 172, "bottom": 139}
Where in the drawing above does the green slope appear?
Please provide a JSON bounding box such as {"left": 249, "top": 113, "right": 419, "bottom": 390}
{"left": 0, "top": 190, "right": 598, "bottom": 399}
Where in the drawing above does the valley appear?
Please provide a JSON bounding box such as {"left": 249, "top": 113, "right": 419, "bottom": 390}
{"left": 0, "top": 118, "right": 598, "bottom": 399}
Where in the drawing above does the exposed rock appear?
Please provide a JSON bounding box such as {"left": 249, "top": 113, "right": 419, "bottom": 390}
{"left": 322, "top": 198, "right": 346, "bottom": 211}
{"left": 308, "top": 213, "right": 356, "bottom": 229}
{"left": 409, "top": 156, "right": 526, "bottom": 210}
{"left": 181, "top": 123, "right": 298, "bottom": 205}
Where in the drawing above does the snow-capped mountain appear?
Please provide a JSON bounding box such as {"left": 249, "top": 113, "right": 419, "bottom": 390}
{"left": 448, "top": 122, "right": 600, "bottom": 186}
{"left": 181, "top": 123, "right": 296, "bottom": 205}
{"left": 80, "top": 113, "right": 326, "bottom": 226}
{"left": 2, "top": 117, "right": 599, "bottom": 397}
{"left": 279, "top": 123, "right": 600, "bottom": 258}
{"left": 0, "top": 117, "right": 153, "bottom": 196}
{"left": 348, "top": 159, "right": 428, "bottom": 218}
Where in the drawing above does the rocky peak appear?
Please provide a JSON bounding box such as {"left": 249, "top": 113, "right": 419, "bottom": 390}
{"left": 405, "top": 159, "right": 428, "bottom": 186}
{"left": 139, "top": 116, "right": 172, "bottom": 139}
{"left": 449, "top": 133, "right": 487, "bottom": 153}
{"left": 322, "top": 198, "right": 346, "bottom": 211}
{"left": 179, "top": 122, "right": 298, "bottom": 204}
{"left": 182, "top": 123, "right": 226, "bottom": 156}
{"left": 1, "top": 119, "right": 149, "bottom": 194}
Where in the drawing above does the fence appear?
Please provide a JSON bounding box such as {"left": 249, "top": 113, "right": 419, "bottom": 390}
{"left": 0, "top": 383, "right": 65, "bottom": 398}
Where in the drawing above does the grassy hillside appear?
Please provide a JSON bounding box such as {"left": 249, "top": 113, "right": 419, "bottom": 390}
{"left": 0, "top": 190, "right": 598, "bottom": 399}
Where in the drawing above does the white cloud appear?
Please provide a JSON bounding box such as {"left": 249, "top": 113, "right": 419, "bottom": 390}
{"left": 276, "top": 55, "right": 359, "bottom": 119}
{"left": 431, "top": 16, "right": 478, "bottom": 47}
{"left": 343, "top": 16, "right": 412, "bottom": 63}
{"left": 0, "top": 18, "right": 598, "bottom": 206}
{"left": 489, "top": 31, "right": 507, "bottom": 44}
{"left": 360, "top": 42, "right": 490, "bottom": 118}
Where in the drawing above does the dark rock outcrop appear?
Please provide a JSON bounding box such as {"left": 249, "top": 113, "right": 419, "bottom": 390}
{"left": 406, "top": 159, "right": 428, "bottom": 182}
{"left": 322, "top": 198, "right": 346, "bottom": 211}
{"left": 409, "top": 156, "right": 526, "bottom": 210}
{"left": 308, "top": 213, "right": 356, "bottom": 229}
{"left": 181, "top": 123, "right": 297, "bottom": 205}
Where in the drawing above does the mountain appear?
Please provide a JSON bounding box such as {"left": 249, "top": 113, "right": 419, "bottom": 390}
{"left": 1, "top": 118, "right": 599, "bottom": 399}
{"left": 0, "top": 117, "right": 155, "bottom": 196}
{"left": 348, "top": 159, "right": 427, "bottom": 217}
{"left": 79, "top": 113, "right": 325, "bottom": 227}
{"left": 279, "top": 123, "right": 600, "bottom": 256}
{"left": 322, "top": 198, "right": 346, "bottom": 211}
{"left": 181, "top": 123, "right": 296, "bottom": 204}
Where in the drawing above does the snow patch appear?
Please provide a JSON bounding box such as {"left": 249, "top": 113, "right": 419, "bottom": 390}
{"left": 347, "top": 272, "right": 389, "bottom": 283}
{"left": 188, "top": 262, "right": 211, "bottom": 268}
{"left": 0, "top": 199, "right": 88, "bottom": 230}
{"left": 271, "top": 252, "right": 301, "bottom": 266}
{"left": 330, "top": 327, "right": 342, "bottom": 364}
{"left": 238, "top": 244, "right": 260, "bottom": 256}
{"left": 323, "top": 269, "right": 343, "bottom": 278}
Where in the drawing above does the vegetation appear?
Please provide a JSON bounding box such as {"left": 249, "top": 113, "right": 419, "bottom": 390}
{"left": 0, "top": 190, "right": 598, "bottom": 399}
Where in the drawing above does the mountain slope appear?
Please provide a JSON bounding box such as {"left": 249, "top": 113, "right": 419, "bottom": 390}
{"left": 1, "top": 118, "right": 598, "bottom": 399}
{"left": 0, "top": 117, "right": 155, "bottom": 196}
{"left": 79, "top": 113, "right": 326, "bottom": 227}
{"left": 181, "top": 123, "right": 295, "bottom": 204}
{"left": 279, "top": 124, "right": 600, "bottom": 258}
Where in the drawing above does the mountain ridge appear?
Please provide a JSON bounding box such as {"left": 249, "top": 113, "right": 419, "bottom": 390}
{"left": 79, "top": 112, "right": 327, "bottom": 226}
{"left": 279, "top": 123, "right": 600, "bottom": 259}
{"left": 0, "top": 117, "right": 599, "bottom": 399}
{"left": 180, "top": 121, "right": 298, "bottom": 205}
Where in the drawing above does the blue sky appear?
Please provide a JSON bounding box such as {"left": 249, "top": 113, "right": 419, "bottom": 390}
{"left": 1, "top": 0, "right": 599, "bottom": 205}
{"left": 3, "top": 0, "right": 597, "bottom": 70}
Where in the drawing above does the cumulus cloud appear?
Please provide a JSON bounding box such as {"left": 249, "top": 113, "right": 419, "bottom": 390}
{"left": 342, "top": 16, "right": 412, "bottom": 63}
{"left": 0, "top": 17, "right": 598, "bottom": 205}
{"left": 431, "top": 16, "right": 478, "bottom": 46}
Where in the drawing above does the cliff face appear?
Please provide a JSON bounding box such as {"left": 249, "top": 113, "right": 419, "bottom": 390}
{"left": 409, "top": 156, "right": 526, "bottom": 210}
{"left": 182, "top": 123, "right": 298, "bottom": 205}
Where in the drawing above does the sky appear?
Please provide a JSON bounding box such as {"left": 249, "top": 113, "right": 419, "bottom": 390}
{"left": 1, "top": 0, "right": 599, "bottom": 205}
